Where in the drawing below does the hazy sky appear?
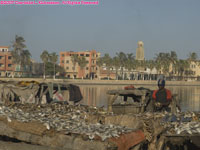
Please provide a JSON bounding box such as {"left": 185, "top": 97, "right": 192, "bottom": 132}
{"left": 0, "top": 0, "right": 200, "bottom": 62}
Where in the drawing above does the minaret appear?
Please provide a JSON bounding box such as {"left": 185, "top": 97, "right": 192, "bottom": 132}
{"left": 136, "top": 41, "right": 144, "bottom": 61}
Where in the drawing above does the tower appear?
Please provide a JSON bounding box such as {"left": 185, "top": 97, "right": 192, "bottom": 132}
{"left": 136, "top": 41, "right": 144, "bottom": 61}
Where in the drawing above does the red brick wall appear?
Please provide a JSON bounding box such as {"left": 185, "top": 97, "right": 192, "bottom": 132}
{"left": 0, "top": 52, "right": 15, "bottom": 72}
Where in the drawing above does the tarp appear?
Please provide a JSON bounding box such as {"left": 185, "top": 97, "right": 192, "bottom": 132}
{"left": 0, "top": 81, "right": 82, "bottom": 104}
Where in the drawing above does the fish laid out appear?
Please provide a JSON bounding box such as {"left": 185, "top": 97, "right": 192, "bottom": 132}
{"left": 0, "top": 103, "right": 133, "bottom": 141}
{"left": 160, "top": 112, "right": 200, "bottom": 135}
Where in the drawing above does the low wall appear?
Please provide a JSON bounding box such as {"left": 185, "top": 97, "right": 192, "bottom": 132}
{"left": 1, "top": 78, "right": 200, "bottom": 86}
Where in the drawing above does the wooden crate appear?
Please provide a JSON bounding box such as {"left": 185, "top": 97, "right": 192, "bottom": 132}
{"left": 112, "top": 104, "right": 144, "bottom": 114}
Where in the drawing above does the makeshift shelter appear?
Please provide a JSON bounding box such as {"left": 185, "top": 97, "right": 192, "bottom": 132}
{"left": 0, "top": 81, "right": 83, "bottom": 104}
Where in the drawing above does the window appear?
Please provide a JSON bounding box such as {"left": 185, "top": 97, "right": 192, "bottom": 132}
{"left": 8, "top": 56, "right": 12, "bottom": 59}
{"left": 62, "top": 54, "right": 64, "bottom": 57}
{"left": 0, "top": 56, "right": 3, "bottom": 59}
{"left": 86, "top": 67, "right": 89, "bottom": 70}
{"left": 61, "top": 60, "right": 64, "bottom": 63}
{"left": 80, "top": 54, "right": 84, "bottom": 56}
{"left": 66, "top": 60, "right": 69, "bottom": 63}
{"left": 0, "top": 64, "right": 3, "bottom": 67}
{"left": 2, "top": 49, "right": 4, "bottom": 52}
{"left": 67, "top": 75, "right": 70, "bottom": 78}
{"left": 96, "top": 67, "right": 98, "bottom": 70}
{"left": 72, "top": 67, "right": 75, "bottom": 70}
{"left": 8, "top": 64, "right": 12, "bottom": 67}
{"left": 96, "top": 54, "right": 98, "bottom": 57}
{"left": 86, "top": 54, "right": 90, "bottom": 57}
{"left": 66, "top": 67, "right": 69, "bottom": 70}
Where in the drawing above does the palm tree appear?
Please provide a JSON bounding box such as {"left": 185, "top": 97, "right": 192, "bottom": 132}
{"left": 11, "top": 35, "right": 31, "bottom": 76}
{"left": 71, "top": 54, "right": 79, "bottom": 79}
{"left": 169, "top": 51, "right": 178, "bottom": 76}
{"left": 78, "top": 56, "right": 88, "bottom": 79}
{"left": 176, "top": 59, "right": 190, "bottom": 79}
{"left": 188, "top": 52, "right": 198, "bottom": 61}
{"left": 188, "top": 52, "right": 199, "bottom": 68}
{"left": 102, "top": 53, "right": 112, "bottom": 80}
{"left": 96, "top": 57, "right": 104, "bottom": 68}
{"left": 40, "top": 50, "right": 49, "bottom": 79}
{"left": 116, "top": 52, "right": 127, "bottom": 80}
{"left": 155, "top": 52, "right": 171, "bottom": 75}
{"left": 145, "top": 60, "right": 155, "bottom": 80}
{"left": 96, "top": 57, "right": 104, "bottom": 80}
{"left": 125, "top": 53, "right": 135, "bottom": 80}
{"left": 21, "top": 50, "right": 32, "bottom": 75}
{"left": 112, "top": 56, "right": 120, "bottom": 80}
{"left": 49, "top": 52, "right": 58, "bottom": 79}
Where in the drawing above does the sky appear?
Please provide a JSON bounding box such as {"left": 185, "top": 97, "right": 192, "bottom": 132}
{"left": 0, "top": 0, "right": 200, "bottom": 62}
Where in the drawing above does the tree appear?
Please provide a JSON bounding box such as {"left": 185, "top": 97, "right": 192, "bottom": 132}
{"left": 78, "top": 56, "right": 88, "bottom": 79}
{"left": 188, "top": 52, "right": 199, "bottom": 68}
{"left": 155, "top": 52, "right": 171, "bottom": 75}
{"left": 71, "top": 54, "right": 79, "bottom": 79}
{"left": 45, "top": 62, "right": 65, "bottom": 77}
{"left": 102, "top": 53, "right": 112, "bottom": 80}
{"left": 96, "top": 57, "right": 104, "bottom": 68}
{"left": 145, "top": 60, "right": 155, "bottom": 80}
{"left": 11, "top": 35, "right": 32, "bottom": 76}
{"left": 116, "top": 52, "right": 127, "bottom": 79}
{"left": 169, "top": 51, "right": 178, "bottom": 76}
{"left": 188, "top": 52, "right": 198, "bottom": 61}
{"left": 21, "top": 50, "right": 32, "bottom": 74}
{"left": 49, "top": 52, "right": 58, "bottom": 79}
{"left": 96, "top": 57, "right": 104, "bottom": 80}
{"left": 125, "top": 53, "right": 135, "bottom": 80}
{"left": 176, "top": 59, "right": 190, "bottom": 78}
{"left": 40, "top": 50, "right": 49, "bottom": 79}
{"left": 112, "top": 56, "right": 120, "bottom": 80}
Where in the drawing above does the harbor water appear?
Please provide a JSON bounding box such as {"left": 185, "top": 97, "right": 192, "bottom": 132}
{"left": 79, "top": 85, "right": 200, "bottom": 112}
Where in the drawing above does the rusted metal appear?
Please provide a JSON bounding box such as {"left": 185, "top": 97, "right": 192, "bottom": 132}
{"left": 108, "top": 130, "right": 145, "bottom": 150}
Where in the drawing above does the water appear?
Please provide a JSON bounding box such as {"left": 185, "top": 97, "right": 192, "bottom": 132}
{"left": 79, "top": 85, "right": 200, "bottom": 112}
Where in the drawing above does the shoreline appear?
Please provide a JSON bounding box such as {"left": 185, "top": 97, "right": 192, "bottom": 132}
{"left": 1, "top": 78, "right": 200, "bottom": 86}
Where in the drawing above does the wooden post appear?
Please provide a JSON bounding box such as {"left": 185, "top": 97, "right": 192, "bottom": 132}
{"left": 141, "top": 94, "right": 145, "bottom": 112}
{"left": 107, "top": 94, "right": 118, "bottom": 112}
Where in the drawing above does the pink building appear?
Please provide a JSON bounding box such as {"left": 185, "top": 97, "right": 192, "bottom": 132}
{"left": 60, "top": 50, "right": 100, "bottom": 79}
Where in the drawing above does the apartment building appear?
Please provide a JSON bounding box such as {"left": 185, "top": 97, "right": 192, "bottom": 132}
{"left": 60, "top": 50, "right": 100, "bottom": 79}
{"left": 0, "top": 46, "right": 15, "bottom": 77}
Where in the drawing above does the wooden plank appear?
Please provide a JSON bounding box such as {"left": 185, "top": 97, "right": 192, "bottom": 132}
{"left": 0, "top": 120, "right": 110, "bottom": 150}
{"left": 164, "top": 134, "right": 200, "bottom": 137}
{"left": 0, "top": 141, "right": 67, "bottom": 150}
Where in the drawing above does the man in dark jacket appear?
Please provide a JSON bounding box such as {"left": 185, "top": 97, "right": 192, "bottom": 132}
{"left": 152, "top": 79, "right": 172, "bottom": 112}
